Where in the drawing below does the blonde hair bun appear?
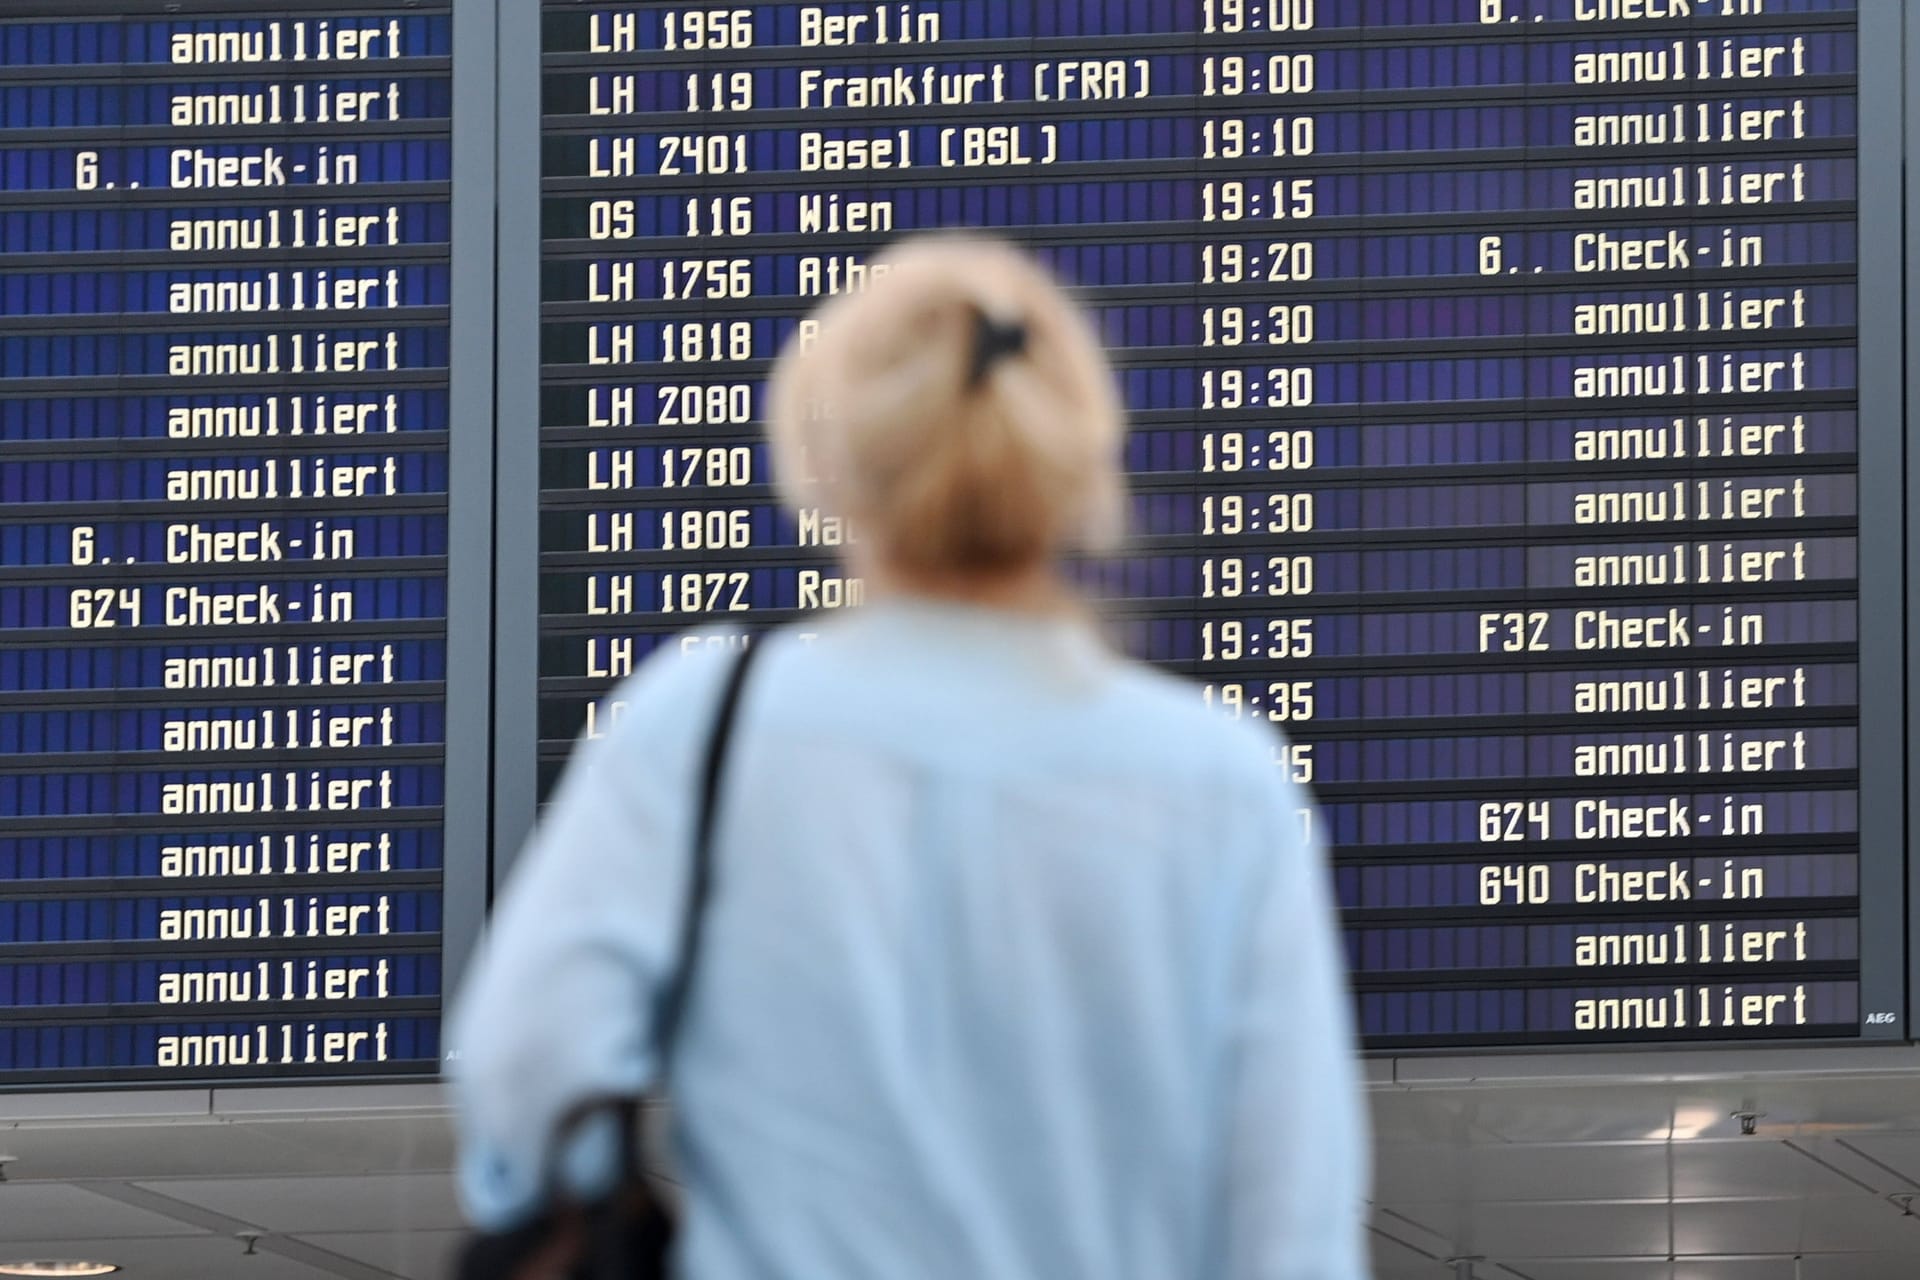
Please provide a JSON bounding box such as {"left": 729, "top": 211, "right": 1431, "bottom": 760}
{"left": 768, "top": 234, "right": 1125, "bottom": 575}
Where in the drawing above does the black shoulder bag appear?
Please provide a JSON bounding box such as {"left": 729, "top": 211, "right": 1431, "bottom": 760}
{"left": 454, "top": 637, "right": 769, "bottom": 1280}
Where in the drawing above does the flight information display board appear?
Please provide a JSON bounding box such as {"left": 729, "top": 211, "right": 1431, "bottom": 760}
{"left": 0, "top": 0, "right": 453, "bottom": 1083}
{"left": 537, "top": 0, "right": 1895, "bottom": 1049}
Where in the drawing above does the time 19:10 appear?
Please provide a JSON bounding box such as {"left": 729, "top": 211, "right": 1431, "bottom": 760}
{"left": 1202, "top": 117, "right": 1317, "bottom": 160}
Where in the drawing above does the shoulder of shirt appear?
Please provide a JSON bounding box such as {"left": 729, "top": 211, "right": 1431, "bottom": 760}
{"left": 1100, "top": 663, "right": 1313, "bottom": 887}
{"left": 589, "top": 627, "right": 1282, "bottom": 797}
{"left": 1099, "top": 657, "right": 1289, "bottom": 791}
{"left": 584, "top": 625, "right": 750, "bottom": 759}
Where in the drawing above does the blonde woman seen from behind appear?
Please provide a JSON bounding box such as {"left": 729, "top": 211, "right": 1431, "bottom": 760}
{"left": 449, "top": 236, "right": 1373, "bottom": 1279}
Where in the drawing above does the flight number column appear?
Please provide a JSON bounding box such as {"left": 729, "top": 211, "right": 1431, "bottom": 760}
{"left": 539, "top": 2, "right": 1028, "bottom": 793}
{"left": 540, "top": 5, "right": 777, "bottom": 797}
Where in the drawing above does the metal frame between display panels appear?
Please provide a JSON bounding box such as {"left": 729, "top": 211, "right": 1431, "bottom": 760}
{"left": 1902, "top": 0, "right": 1920, "bottom": 1040}
{"left": 488, "top": 0, "right": 541, "bottom": 888}
{"left": 1837, "top": 0, "right": 1901, "bottom": 1043}
{"left": 440, "top": 0, "right": 498, "bottom": 1017}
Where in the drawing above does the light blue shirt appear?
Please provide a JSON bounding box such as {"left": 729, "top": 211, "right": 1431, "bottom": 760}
{"left": 448, "top": 599, "right": 1370, "bottom": 1278}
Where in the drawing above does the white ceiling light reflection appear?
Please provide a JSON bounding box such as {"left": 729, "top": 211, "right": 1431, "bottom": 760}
{"left": 1661, "top": 1105, "right": 1728, "bottom": 1140}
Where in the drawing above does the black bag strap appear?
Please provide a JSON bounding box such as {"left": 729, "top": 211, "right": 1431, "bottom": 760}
{"left": 524, "top": 634, "right": 769, "bottom": 1204}
{"left": 653, "top": 631, "right": 769, "bottom": 1078}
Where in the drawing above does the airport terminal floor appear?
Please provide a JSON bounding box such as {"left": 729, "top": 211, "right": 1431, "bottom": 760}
{"left": 11, "top": 1051, "right": 1920, "bottom": 1278}
{"left": 7, "top": 0, "right": 1920, "bottom": 1275}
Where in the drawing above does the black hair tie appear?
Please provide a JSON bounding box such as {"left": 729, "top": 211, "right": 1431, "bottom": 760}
{"left": 966, "top": 310, "right": 1028, "bottom": 388}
